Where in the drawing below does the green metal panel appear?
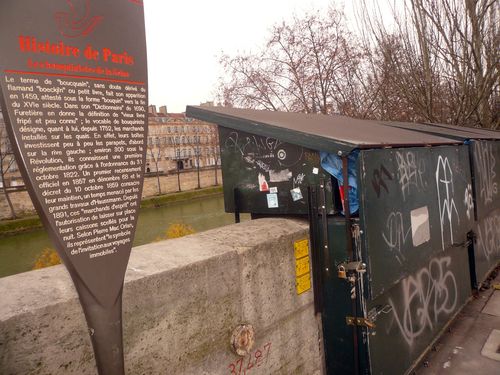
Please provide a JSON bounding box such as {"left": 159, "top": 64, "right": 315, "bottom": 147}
{"left": 320, "top": 218, "right": 370, "bottom": 374}
{"left": 468, "top": 141, "right": 500, "bottom": 283}
{"left": 219, "top": 126, "right": 333, "bottom": 214}
{"left": 358, "top": 145, "right": 474, "bottom": 299}
{"left": 474, "top": 208, "right": 500, "bottom": 282}
{"left": 470, "top": 140, "right": 500, "bottom": 220}
{"left": 366, "top": 245, "right": 471, "bottom": 374}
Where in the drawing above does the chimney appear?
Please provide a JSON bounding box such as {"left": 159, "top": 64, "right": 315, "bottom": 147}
{"left": 159, "top": 105, "right": 168, "bottom": 114}
{"left": 148, "top": 105, "right": 157, "bottom": 115}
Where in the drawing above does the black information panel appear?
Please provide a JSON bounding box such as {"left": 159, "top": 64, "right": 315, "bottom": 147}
{"left": 0, "top": 1, "right": 147, "bottom": 374}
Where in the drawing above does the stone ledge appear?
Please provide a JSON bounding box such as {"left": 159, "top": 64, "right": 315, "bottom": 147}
{"left": 0, "top": 218, "right": 321, "bottom": 375}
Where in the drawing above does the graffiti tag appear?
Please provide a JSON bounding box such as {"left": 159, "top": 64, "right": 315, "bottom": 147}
{"left": 436, "top": 156, "right": 459, "bottom": 250}
{"left": 464, "top": 184, "right": 474, "bottom": 220}
{"left": 371, "top": 164, "right": 393, "bottom": 198}
{"left": 474, "top": 142, "right": 498, "bottom": 206}
{"left": 382, "top": 211, "right": 411, "bottom": 264}
{"left": 388, "top": 256, "right": 458, "bottom": 347}
{"left": 228, "top": 342, "right": 272, "bottom": 375}
{"left": 476, "top": 212, "right": 500, "bottom": 261}
{"left": 395, "top": 151, "right": 427, "bottom": 200}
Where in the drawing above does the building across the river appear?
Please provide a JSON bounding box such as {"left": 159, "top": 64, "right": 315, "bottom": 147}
{"left": 146, "top": 104, "right": 220, "bottom": 174}
{"left": 0, "top": 103, "right": 220, "bottom": 188}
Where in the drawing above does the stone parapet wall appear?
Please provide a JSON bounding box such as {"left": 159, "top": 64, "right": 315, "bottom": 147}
{"left": 0, "top": 218, "right": 323, "bottom": 375}
{"left": 141, "top": 167, "right": 222, "bottom": 197}
{"left": 0, "top": 168, "right": 223, "bottom": 220}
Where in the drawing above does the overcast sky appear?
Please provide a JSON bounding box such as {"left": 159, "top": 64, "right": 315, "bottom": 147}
{"left": 144, "top": 0, "right": 348, "bottom": 113}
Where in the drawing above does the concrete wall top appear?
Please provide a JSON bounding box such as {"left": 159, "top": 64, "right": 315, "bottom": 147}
{"left": 0, "top": 218, "right": 323, "bottom": 375}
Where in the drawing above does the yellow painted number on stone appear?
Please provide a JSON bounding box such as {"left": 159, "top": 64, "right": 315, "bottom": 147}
{"left": 294, "top": 239, "right": 309, "bottom": 259}
{"left": 294, "top": 239, "right": 311, "bottom": 294}
{"left": 295, "top": 256, "right": 310, "bottom": 277}
{"left": 296, "top": 273, "right": 311, "bottom": 295}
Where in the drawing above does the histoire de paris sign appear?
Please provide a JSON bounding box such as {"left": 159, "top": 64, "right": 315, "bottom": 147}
{"left": 0, "top": 1, "right": 148, "bottom": 374}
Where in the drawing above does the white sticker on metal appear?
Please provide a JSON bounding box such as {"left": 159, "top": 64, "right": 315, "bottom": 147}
{"left": 410, "top": 206, "right": 430, "bottom": 247}
{"left": 267, "top": 193, "right": 279, "bottom": 208}
{"left": 290, "top": 187, "right": 303, "bottom": 201}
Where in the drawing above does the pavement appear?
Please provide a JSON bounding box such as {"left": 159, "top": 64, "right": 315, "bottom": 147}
{"left": 415, "top": 266, "right": 500, "bottom": 375}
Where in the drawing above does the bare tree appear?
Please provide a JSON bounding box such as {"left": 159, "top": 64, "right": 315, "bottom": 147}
{"left": 218, "top": 1, "right": 498, "bottom": 129}
{"left": 218, "top": 7, "right": 368, "bottom": 116}
{"left": 147, "top": 137, "right": 162, "bottom": 195}
{"left": 356, "top": 0, "right": 499, "bottom": 129}
{"left": 172, "top": 135, "right": 182, "bottom": 192}
{"left": 208, "top": 126, "right": 220, "bottom": 186}
{"left": 191, "top": 137, "right": 201, "bottom": 190}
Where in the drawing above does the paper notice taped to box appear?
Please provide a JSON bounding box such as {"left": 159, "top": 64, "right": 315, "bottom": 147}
{"left": 290, "top": 187, "right": 303, "bottom": 201}
{"left": 269, "top": 169, "right": 292, "bottom": 182}
{"left": 410, "top": 206, "right": 430, "bottom": 247}
{"left": 267, "top": 193, "right": 279, "bottom": 208}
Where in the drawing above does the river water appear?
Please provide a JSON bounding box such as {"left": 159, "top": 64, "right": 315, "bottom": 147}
{"left": 0, "top": 194, "right": 247, "bottom": 278}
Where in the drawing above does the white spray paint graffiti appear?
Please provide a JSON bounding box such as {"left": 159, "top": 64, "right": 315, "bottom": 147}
{"left": 382, "top": 211, "right": 411, "bottom": 264}
{"left": 436, "top": 156, "right": 459, "bottom": 250}
{"left": 388, "top": 256, "right": 458, "bottom": 347}
{"left": 464, "top": 184, "right": 474, "bottom": 220}
{"left": 474, "top": 142, "right": 498, "bottom": 205}
{"left": 293, "top": 172, "right": 305, "bottom": 187}
{"left": 476, "top": 212, "right": 500, "bottom": 261}
{"left": 225, "top": 131, "right": 282, "bottom": 157}
{"left": 224, "top": 131, "right": 303, "bottom": 168}
{"left": 255, "top": 160, "right": 270, "bottom": 172}
{"left": 395, "top": 151, "right": 427, "bottom": 200}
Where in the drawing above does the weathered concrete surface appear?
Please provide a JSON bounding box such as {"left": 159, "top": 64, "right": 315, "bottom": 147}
{"left": 415, "top": 269, "right": 500, "bottom": 374}
{"left": 0, "top": 218, "right": 323, "bottom": 375}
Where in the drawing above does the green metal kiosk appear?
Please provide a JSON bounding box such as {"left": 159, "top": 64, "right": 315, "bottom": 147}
{"left": 186, "top": 106, "right": 500, "bottom": 375}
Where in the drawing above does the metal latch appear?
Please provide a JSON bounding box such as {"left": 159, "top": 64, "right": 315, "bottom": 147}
{"left": 367, "top": 304, "right": 393, "bottom": 322}
{"left": 346, "top": 316, "right": 376, "bottom": 329}
{"left": 337, "top": 261, "right": 366, "bottom": 279}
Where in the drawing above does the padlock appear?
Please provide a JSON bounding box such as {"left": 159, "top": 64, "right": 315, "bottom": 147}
{"left": 337, "top": 265, "right": 346, "bottom": 279}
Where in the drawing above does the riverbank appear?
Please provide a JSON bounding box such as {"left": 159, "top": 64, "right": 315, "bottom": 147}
{"left": 0, "top": 186, "right": 223, "bottom": 238}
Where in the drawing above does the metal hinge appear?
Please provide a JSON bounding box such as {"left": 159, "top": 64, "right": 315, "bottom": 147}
{"left": 345, "top": 316, "right": 376, "bottom": 329}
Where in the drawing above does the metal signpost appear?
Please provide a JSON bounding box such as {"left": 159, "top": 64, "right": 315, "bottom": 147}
{"left": 0, "top": 1, "right": 148, "bottom": 374}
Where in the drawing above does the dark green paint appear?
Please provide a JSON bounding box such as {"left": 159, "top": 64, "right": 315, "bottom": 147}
{"left": 358, "top": 146, "right": 474, "bottom": 299}
{"left": 186, "top": 106, "right": 356, "bottom": 154}
{"left": 366, "top": 244, "right": 471, "bottom": 375}
{"left": 470, "top": 140, "right": 500, "bottom": 220}
{"left": 473, "top": 208, "right": 500, "bottom": 283}
{"left": 219, "top": 127, "right": 333, "bottom": 214}
{"left": 320, "top": 218, "right": 370, "bottom": 375}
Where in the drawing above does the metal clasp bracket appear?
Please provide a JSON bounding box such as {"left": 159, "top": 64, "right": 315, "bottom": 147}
{"left": 345, "top": 316, "right": 376, "bottom": 329}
